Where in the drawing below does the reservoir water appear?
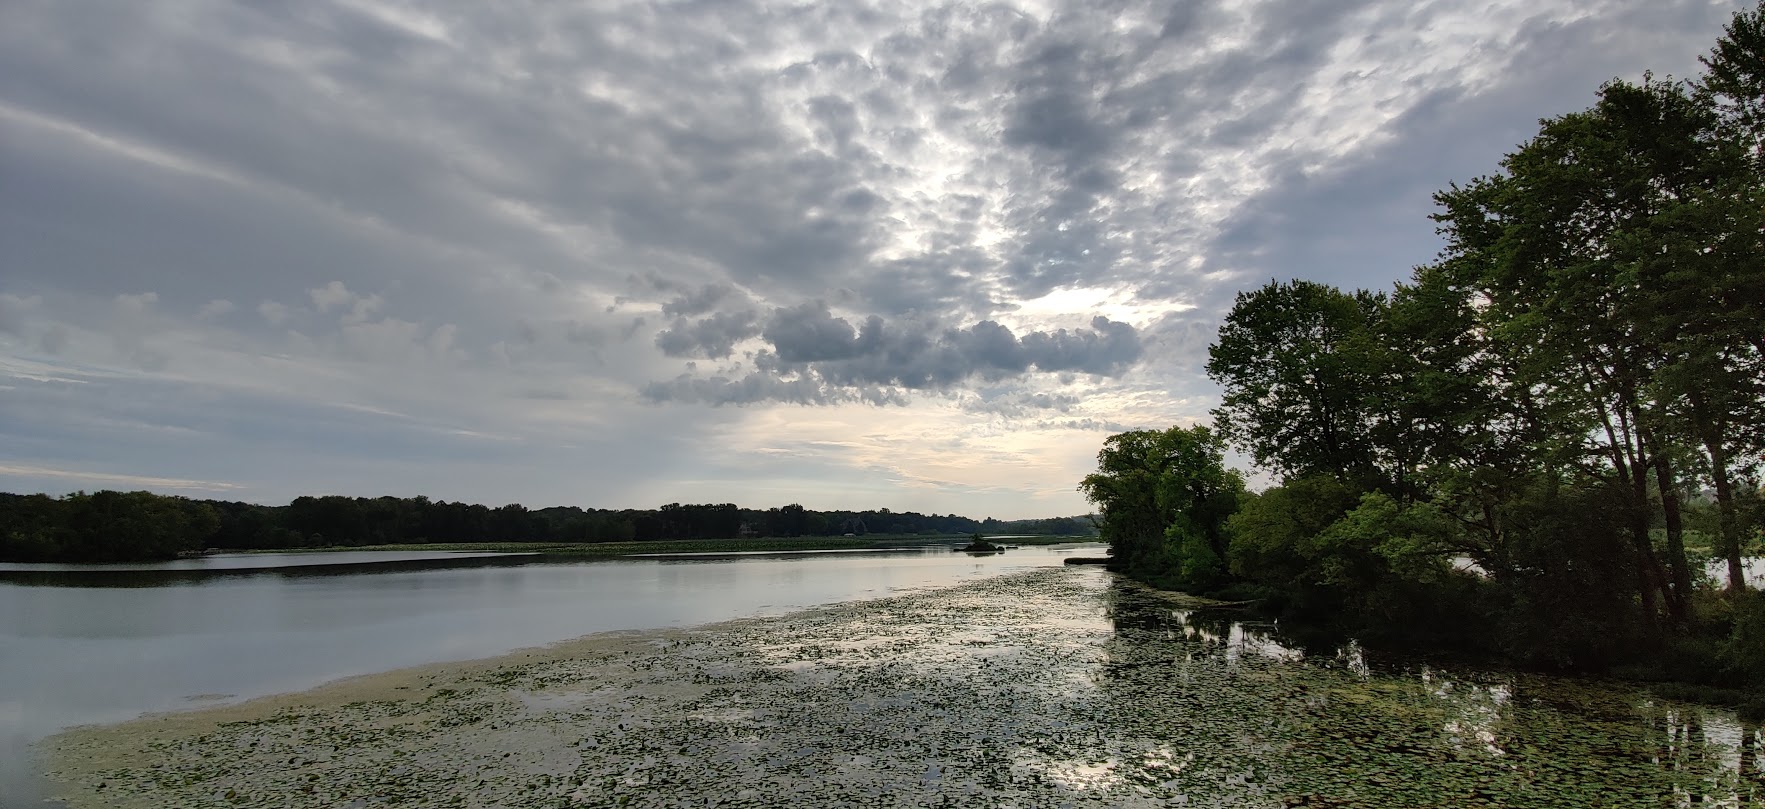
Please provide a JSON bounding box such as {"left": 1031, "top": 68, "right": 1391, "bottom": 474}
{"left": 0, "top": 544, "right": 1101, "bottom": 806}
{"left": 11, "top": 547, "right": 1764, "bottom": 806}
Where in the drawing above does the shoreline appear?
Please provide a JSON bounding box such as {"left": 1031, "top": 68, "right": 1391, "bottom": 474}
{"left": 258, "top": 534, "right": 1094, "bottom": 556}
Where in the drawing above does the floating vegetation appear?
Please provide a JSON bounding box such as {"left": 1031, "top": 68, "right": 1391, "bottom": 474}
{"left": 45, "top": 569, "right": 1765, "bottom": 807}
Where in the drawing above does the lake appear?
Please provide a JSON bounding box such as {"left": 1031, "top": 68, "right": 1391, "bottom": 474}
{"left": 0, "top": 544, "right": 1099, "bottom": 806}
{"left": 10, "top": 546, "right": 1763, "bottom": 807}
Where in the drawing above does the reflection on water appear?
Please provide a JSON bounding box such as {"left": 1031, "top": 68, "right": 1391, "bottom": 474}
{"left": 1710, "top": 556, "right": 1765, "bottom": 588}
{"left": 1095, "top": 579, "right": 1764, "bottom": 806}
{"left": 0, "top": 550, "right": 535, "bottom": 574}
{"left": 0, "top": 544, "right": 1102, "bottom": 807}
{"left": 0, "top": 551, "right": 544, "bottom": 587}
{"left": 29, "top": 565, "right": 1765, "bottom": 808}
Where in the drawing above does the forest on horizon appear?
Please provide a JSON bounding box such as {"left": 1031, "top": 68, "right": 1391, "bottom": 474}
{"left": 0, "top": 489, "right": 1094, "bottom": 563}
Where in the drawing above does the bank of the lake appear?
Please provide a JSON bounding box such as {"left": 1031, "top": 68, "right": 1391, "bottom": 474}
{"left": 45, "top": 566, "right": 1765, "bottom": 807}
{"left": 262, "top": 533, "right": 1090, "bottom": 557}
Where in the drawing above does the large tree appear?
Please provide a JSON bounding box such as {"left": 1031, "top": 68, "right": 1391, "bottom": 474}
{"left": 1206, "top": 280, "right": 1404, "bottom": 491}
{"left": 1428, "top": 69, "right": 1764, "bottom": 605}
{"left": 1080, "top": 425, "right": 1244, "bottom": 587}
{"left": 1687, "top": 3, "right": 1765, "bottom": 592}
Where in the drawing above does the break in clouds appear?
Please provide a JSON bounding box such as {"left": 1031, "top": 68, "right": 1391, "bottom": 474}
{"left": 0, "top": 0, "right": 1744, "bottom": 510}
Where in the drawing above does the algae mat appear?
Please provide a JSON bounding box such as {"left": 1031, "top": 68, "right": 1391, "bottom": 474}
{"left": 46, "top": 568, "right": 1764, "bottom": 807}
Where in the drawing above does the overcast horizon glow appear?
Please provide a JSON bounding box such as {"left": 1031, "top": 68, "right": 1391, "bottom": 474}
{"left": 0, "top": 0, "right": 1744, "bottom": 519}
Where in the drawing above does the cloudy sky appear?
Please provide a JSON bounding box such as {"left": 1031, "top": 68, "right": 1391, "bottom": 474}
{"left": 0, "top": 0, "right": 1744, "bottom": 518}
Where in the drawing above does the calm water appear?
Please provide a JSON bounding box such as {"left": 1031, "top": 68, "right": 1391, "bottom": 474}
{"left": 0, "top": 545, "right": 1100, "bottom": 806}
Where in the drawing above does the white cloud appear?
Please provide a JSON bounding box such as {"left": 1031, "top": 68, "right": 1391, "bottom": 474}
{"left": 0, "top": 463, "right": 242, "bottom": 492}
{"left": 197, "top": 299, "right": 236, "bottom": 318}
{"left": 257, "top": 301, "right": 292, "bottom": 325}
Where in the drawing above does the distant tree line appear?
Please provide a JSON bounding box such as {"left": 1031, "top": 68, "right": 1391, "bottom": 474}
{"left": 1085, "top": 6, "right": 1765, "bottom": 703}
{"left": 0, "top": 490, "right": 1093, "bottom": 563}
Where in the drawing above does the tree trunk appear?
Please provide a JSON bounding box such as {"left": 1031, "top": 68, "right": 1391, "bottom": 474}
{"left": 1741, "top": 723, "right": 1760, "bottom": 793}
{"left": 1587, "top": 362, "right": 1672, "bottom": 621}
{"left": 1652, "top": 449, "right": 1694, "bottom": 622}
{"left": 1691, "top": 391, "right": 1748, "bottom": 592}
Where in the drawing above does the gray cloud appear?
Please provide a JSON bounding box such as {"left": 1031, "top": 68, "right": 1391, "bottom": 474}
{"left": 641, "top": 372, "right": 907, "bottom": 408}
{"left": 654, "top": 310, "right": 763, "bottom": 359}
{"left": 0, "top": 0, "right": 1744, "bottom": 515}
{"left": 1033, "top": 417, "right": 1132, "bottom": 432}
{"left": 963, "top": 390, "right": 1082, "bottom": 417}
{"left": 660, "top": 283, "right": 744, "bottom": 318}
{"left": 667, "top": 305, "right": 1145, "bottom": 403}
{"left": 761, "top": 303, "right": 869, "bottom": 363}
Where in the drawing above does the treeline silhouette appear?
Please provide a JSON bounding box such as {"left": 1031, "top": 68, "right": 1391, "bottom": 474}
{"left": 0, "top": 490, "right": 1094, "bottom": 563}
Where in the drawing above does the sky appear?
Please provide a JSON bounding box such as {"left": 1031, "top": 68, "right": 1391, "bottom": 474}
{"left": 0, "top": 0, "right": 1747, "bottom": 519}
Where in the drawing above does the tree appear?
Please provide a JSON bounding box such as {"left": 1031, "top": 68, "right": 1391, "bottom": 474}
{"left": 1080, "top": 425, "right": 1245, "bottom": 588}
{"left": 1700, "top": 1, "right": 1765, "bottom": 160}
{"left": 1425, "top": 73, "right": 1764, "bottom": 612}
{"left": 1206, "top": 280, "right": 1404, "bottom": 491}
{"left": 1683, "top": 3, "right": 1765, "bottom": 592}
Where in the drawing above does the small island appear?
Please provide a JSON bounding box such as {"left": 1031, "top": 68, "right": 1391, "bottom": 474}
{"left": 959, "top": 533, "right": 1003, "bottom": 553}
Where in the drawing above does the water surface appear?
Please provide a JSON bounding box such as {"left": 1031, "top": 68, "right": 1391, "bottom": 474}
{"left": 42, "top": 567, "right": 1764, "bottom": 807}
{"left": 0, "top": 544, "right": 1099, "bottom": 806}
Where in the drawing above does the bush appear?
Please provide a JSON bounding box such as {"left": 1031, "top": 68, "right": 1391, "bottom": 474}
{"left": 1722, "top": 589, "right": 1765, "bottom": 687}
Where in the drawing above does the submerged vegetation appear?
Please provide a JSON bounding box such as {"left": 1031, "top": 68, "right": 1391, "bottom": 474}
{"left": 1086, "top": 5, "right": 1765, "bottom": 710}
{"left": 46, "top": 569, "right": 1764, "bottom": 807}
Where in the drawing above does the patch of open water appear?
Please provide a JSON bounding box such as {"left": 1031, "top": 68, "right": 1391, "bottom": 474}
{"left": 0, "top": 544, "right": 1102, "bottom": 806}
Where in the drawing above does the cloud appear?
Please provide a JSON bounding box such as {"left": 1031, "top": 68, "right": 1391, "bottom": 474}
{"left": 962, "top": 390, "right": 1082, "bottom": 417}
{"left": 0, "top": 463, "right": 243, "bottom": 492}
{"left": 654, "top": 310, "right": 763, "bottom": 359}
{"left": 310, "top": 281, "right": 354, "bottom": 313}
{"left": 114, "top": 291, "right": 158, "bottom": 312}
{"left": 641, "top": 372, "right": 908, "bottom": 408}
{"left": 0, "top": 294, "right": 42, "bottom": 337}
{"left": 258, "top": 301, "right": 293, "bottom": 325}
{"left": 310, "top": 281, "right": 383, "bottom": 324}
{"left": 650, "top": 304, "right": 1144, "bottom": 405}
{"left": 197, "top": 299, "right": 236, "bottom": 318}
{"left": 761, "top": 303, "right": 869, "bottom": 363}
{"left": 773, "top": 311, "right": 1142, "bottom": 389}
{"left": 0, "top": 0, "right": 1741, "bottom": 516}
{"left": 660, "top": 283, "right": 745, "bottom": 318}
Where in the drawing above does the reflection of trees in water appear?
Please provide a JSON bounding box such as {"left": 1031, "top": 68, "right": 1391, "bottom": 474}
{"left": 1086, "top": 578, "right": 1297, "bottom": 802}
{"left": 1086, "top": 576, "right": 1763, "bottom": 806}
{"left": 1638, "top": 701, "right": 1765, "bottom": 805}
{"left": 1744, "top": 724, "right": 1764, "bottom": 805}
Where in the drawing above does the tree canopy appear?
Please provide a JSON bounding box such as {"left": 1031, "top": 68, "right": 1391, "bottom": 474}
{"left": 1085, "top": 2, "right": 1765, "bottom": 689}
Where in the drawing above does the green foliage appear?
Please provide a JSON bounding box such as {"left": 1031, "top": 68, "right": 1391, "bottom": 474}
{"left": 0, "top": 489, "right": 1086, "bottom": 563}
{"left": 1700, "top": 0, "right": 1765, "bottom": 154}
{"left": 1723, "top": 589, "right": 1765, "bottom": 687}
{"left": 1225, "top": 481, "right": 1465, "bottom": 638}
{"left": 1080, "top": 425, "right": 1244, "bottom": 590}
{"left": 1206, "top": 280, "right": 1397, "bottom": 487}
{"left": 1225, "top": 475, "right": 1361, "bottom": 591}
{"left": 0, "top": 490, "right": 220, "bottom": 562}
{"left": 1088, "top": 5, "right": 1765, "bottom": 693}
{"left": 1485, "top": 481, "right": 1655, "bottom": 668}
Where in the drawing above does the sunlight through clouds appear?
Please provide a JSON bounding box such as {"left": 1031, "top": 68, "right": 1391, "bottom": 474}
{"left": 0, "top": 0, "right": 1743, "bottom": 514}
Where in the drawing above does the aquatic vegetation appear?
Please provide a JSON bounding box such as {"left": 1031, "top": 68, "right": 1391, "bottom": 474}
{"left": 46, "top": 569, "right": 1764, "bottom": 807}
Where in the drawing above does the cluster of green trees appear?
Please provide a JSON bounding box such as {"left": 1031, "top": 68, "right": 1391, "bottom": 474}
{"left": 0, "top": 490, "right": 1093, "bottom": 563}
{"left": 1086, "top": 6, "right": 1765, "bottom": 691}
